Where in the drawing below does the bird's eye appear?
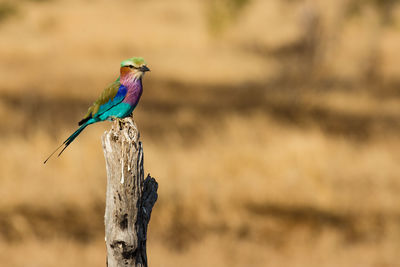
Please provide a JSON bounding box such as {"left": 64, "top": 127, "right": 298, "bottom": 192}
{"left": 128, "top": 65, "right": 134, "bottom": 69}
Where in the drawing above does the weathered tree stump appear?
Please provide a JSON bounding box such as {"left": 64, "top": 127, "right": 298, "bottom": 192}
{"left": 102, "top": 117, "right": 158, "bottom": 267}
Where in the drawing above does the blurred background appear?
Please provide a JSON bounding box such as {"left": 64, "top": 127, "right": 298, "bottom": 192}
{"left": 0, "top": 0, "right": 400, "bottom": 266}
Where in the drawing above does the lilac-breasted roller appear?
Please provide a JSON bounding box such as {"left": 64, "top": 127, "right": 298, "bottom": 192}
{"left": 44, "top": 57, "right": 150, "bottom": 164}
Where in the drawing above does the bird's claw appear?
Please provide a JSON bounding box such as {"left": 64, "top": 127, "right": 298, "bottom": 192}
{"left": 109, "top": 117, "right": 124, "bottom": 128}
{"left": 109, "top": 116, "right": 122, "bottom": 122}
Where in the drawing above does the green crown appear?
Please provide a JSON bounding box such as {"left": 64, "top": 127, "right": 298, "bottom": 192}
{"left": 120, "top": 57, "right": 146, "bottom": 67}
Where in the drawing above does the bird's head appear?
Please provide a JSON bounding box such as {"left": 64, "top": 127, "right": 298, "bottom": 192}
{"left": 120, "top": 57, "right": 150, "bottom": 81}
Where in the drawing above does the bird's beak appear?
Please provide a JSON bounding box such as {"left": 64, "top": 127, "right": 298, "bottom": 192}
{"left": 140, "top": 65, "right": 150, "bottom": 72}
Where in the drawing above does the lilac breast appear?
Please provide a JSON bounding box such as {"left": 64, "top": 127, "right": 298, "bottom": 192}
{"left": 122, "top": 79, "right": 143, "bottom": 106}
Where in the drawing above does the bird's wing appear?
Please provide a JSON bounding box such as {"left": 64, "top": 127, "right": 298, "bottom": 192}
{"left": 78, "top": 80, "right": 127, "bottom": 125}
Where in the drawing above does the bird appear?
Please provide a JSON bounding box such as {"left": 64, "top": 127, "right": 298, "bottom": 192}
{"left": 44, "top": 57, "right": 150, "bottom": 164}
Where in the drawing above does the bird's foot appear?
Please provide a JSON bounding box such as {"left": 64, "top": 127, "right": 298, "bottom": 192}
{"left": 108, "top": 116, "right": 124, "bottom": 130}
{"left": 109, "top": 116, "right": 123, "bottom": 122}
{"left": 109, "top": 116, "right": 125, "bottom": 128}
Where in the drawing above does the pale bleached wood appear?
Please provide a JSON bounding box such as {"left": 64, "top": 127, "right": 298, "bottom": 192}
{"left": 102, "top": 117, "right": 158, "bottom": 267}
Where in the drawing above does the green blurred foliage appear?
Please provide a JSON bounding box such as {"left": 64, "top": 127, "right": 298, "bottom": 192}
{"left": 0, "top": 2, "right": 17, "bottom": 23}
{"left": 0, "top": 0, "right": 53, "bottom": 24}
{"left": 206, "top": 0, "right": 251, "bottom": 34}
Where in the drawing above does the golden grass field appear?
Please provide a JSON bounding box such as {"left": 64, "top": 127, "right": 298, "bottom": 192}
{"left": 1, "top": 0, "right": 400, "bottom": 266}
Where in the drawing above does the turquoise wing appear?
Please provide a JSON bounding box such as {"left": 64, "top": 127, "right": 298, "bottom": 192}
{"left": 79, "top": 81, "right": 127, "bottom": 125}
{"left": 94, "top": 84, "right": 127, "bottom": 116}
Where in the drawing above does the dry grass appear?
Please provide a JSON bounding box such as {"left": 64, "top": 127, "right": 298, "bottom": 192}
{"left": 1, "top": 114, "right": 400, "bottom": 266}
{"left": 1, "top": 0, "right": 400, "bottom": 266}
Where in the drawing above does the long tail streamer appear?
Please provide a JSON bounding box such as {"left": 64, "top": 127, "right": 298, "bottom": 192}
{"left": 43, "top": 122, "right": 90, "bottom": 164}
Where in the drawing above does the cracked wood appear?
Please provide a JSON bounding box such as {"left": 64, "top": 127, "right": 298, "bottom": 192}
{"left": 102, "top": 117, "right": 158, "bottom": 267}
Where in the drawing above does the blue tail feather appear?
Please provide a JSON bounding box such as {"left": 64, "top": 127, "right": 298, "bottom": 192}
{"left": 57, "top": 123, "right": 89, "bottom": 157}
{"left": 43, "top": 119, "right": 95, "bottom": 164}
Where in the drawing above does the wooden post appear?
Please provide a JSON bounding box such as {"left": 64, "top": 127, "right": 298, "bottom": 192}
{"left": 102, "top": 117, "right": 158, "bottom": 267}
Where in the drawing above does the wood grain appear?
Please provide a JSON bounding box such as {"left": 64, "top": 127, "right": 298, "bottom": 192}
{"left": 102, "top": 117, "right": 158, "bottom": 267}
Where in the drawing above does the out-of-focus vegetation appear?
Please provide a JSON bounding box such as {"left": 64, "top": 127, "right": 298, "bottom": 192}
{"left": 0, "top": 0, "right": 400, "bottom": 266}
{"left": 0, "top": 2, "right": 17, "bottom": 23}
{"left": 206, "top": 0, "right": 252, "bottom": 33}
